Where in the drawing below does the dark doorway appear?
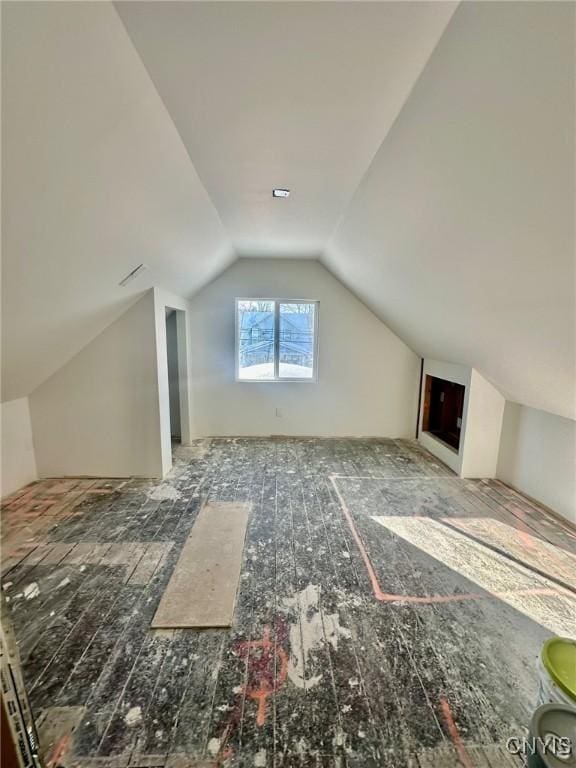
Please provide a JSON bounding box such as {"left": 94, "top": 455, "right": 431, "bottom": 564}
{"left": 422, "top": 375, "right": 465, "bottom": 451}
{"left": 165, "top": 310, "right": 181, "bottom": 443}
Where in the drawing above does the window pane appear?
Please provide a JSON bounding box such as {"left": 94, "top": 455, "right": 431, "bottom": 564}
{"left": 237, "top": 300, "right": 275, "bottom": 379}
{"left": 279, "top": 302, "right": 315, "bottom": 379}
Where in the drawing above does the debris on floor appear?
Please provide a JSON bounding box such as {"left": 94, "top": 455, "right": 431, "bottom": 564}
{"left": 2, "top": 438, "right": 574, "bottom": 767}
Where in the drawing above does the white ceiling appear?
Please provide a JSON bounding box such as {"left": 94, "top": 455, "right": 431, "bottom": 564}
{"left": 115, "top": 1, "right": 457, "bottom": 257}
{"left": 1, "top": 1, "right": 233, "bottom": 401}
{"left": 2, "top": 1, "right": 574, "bottom": 421}
{"left": 326, "top": 1, "right": 575, "bottom": 420}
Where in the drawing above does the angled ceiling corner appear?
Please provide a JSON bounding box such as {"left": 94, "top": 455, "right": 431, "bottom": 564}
{"left": 1, "top": 1, "right": 234, "bottom": 401}
{"left": 111, "top": 0, "right": 236, "bottom": 261}
{"left": 115, "top": 0, "right": 458, "bottom": 259}
{"left": 324, "top": 1, "right": 575, "bottom": 420}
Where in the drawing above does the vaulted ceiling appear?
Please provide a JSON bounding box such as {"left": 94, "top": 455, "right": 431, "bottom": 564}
{"left": 2, "top": 2, "right": 574, "bottom": 419}
{"left": 2, "top": 1, "right": 233, "bottom": 401}
{"left": 115, "top": 1, "right": 456, "bottom": 257}
{"left": 327, "top": 1, "right": 575, "bottom": 419}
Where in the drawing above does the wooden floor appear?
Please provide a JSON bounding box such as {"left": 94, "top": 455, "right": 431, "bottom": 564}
{"left": 2, "top": 438, "right": 575, "bottom": 768}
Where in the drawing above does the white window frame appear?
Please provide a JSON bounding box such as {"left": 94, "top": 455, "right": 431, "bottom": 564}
{"left": 235, "top": 298, "right": 319, "bottom": 383}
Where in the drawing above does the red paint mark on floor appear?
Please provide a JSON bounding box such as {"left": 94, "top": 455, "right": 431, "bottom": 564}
{"left": 439, "top": 696, "right": 473, "bottom": 768}
{"left": 212, "top": 620, "right": 289, "bottom": 764}
{"left": 329, "top": 475, "right": 561, "bottom": 606}
{"left": 46, "top": 733, "right": 71, "bottom": 768}
{"left": 236, "top": 626, "right": 288, "bottom": 726}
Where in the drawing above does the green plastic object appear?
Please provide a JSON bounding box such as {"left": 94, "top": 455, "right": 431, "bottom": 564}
{"left": 542, "top": 637, "right": 576, "bottom": 701}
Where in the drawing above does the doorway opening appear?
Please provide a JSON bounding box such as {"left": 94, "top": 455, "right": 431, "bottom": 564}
{"left": 166, "top": 309, "right": 182, "bottom": 445}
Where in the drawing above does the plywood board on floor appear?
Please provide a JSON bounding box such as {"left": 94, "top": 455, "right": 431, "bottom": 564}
{"left": 151, "top": 501, "right": 250, "bottom": 628}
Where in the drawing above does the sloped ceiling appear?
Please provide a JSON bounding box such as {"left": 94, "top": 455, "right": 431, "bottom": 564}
{"left": 2, "top": 2, "right": 574, "bottom": 421}
{"left": 326, "top": 1, "right": 575, "bottom": 420}
{"left": 115, "top": 1, "right": 457, "bottom": 257}
{"left": 1, "top": 1, "right": 233, "bottom": 401}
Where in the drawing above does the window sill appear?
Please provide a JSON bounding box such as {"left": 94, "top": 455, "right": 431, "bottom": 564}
{"left": 235, "top": 378, "right": 318, "bottom": 384}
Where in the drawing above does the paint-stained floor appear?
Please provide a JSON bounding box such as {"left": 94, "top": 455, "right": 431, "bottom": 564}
{"left": 2, "top": 438, "right": 575, "bottom": 768}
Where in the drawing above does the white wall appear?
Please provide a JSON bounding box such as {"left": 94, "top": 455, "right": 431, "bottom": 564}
{"left": 188, "top": 258, "right": 420, "bottom": 438}
{"left": 1, "top": 398, "right": 38, "bottom": 497}
{"left": 461, "top": 369, "right": 505, "bottom": 479}
{"left": 497, "top": 403, "right": 576, "bottom": 525}
{"left": 418, "top": 359, "right": 505, "bottom": 478}
{"left": 30, "top": 291, "right": 164, "bottom": 478}
{"left": 328, "top": 1, "right": 575, "bottom": 422}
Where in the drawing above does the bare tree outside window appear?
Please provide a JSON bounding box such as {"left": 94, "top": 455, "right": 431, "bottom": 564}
{"left": 236, "top": 299, "right": 318, "bottom": 381}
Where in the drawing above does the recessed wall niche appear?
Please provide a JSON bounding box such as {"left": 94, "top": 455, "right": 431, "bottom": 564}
{"left": 418, "top": 359, "right": 505, "bottom": 479}
{"left": 422, "top": 375, "right": 465, "bottom": 452}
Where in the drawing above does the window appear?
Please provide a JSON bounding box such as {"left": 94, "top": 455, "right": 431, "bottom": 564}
{"left": 236, "top": 299, "right": 318, "bottom": 382}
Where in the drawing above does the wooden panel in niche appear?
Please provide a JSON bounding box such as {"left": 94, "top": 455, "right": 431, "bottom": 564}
{"left": 422, "top": 375, "right": 465, "bottom": 451}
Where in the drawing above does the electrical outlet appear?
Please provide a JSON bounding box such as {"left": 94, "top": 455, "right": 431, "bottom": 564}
{"left": 275, "top": 408, "right": 283, "bottom": 418}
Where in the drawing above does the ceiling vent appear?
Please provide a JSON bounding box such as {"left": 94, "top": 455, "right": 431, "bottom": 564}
{"left": 118, "top": 263, "right": 147, "bottom": 287}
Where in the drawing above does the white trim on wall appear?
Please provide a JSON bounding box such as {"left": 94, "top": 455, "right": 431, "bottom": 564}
{"left": 152, "top": 288, "right": 193, "bottom": 477}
